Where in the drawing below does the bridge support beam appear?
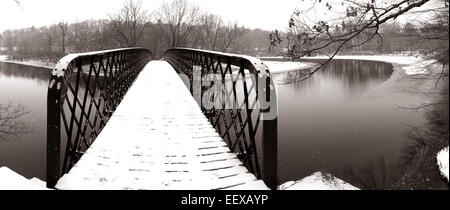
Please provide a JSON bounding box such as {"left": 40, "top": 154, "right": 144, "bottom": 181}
{"left": 46, "top": 76, "right": 62, "bottom": 188}
{"left": 262, "top": 118, "right": 278, "bottom": 190}
{"left": 262, "top": 73, "right": 278, "bottom": 190}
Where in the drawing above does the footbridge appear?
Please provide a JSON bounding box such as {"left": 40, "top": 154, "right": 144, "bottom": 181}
{"left": 46, "top": 48, "right": 278, "bottom": 190}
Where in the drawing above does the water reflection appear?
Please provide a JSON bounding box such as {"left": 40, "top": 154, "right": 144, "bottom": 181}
{"left": 275, "top": 59, "right": 425, "bottom": 189}
{"left": 0, "top": 102, "right": 31, "bottom": 142}
{"left": 0, "top": 62, "right": 50, "bottom": 180}
{"left": 0, "top": 62, "right": 50, "bottom": 85}
{"left": 274, "top": 60, "right": 395, "bottom": 99}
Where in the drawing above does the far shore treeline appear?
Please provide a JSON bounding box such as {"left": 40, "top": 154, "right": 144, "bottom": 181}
{"left": 0, "top": 0, "right": 447, "bottom": 62}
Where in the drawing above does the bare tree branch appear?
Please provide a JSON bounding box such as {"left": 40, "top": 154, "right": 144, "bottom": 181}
{"left": 0, "top": 102, "right": 30, "bottom": 142}
{"left": 154, "top": 0, "right": 200, "bottom": 48}
{"left": 270, "top": 0, "right": 443, "bottom": 83}
{"left": 108, "top": 0, "right": 149, "bottom": 47}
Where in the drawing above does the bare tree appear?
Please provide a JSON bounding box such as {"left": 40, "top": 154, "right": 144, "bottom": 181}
{"left": 403, "top": 4, "right": 449, "bottom": 84}
{"left": 220, "top": 23, "right": 243, "bottom": 52}
{"left": 0, "top": 102, "right": 30, "bottom": 142}
{"left": 198, "top": 13, "right": 243, "bottom": 52}
{"left": 270, "top": 0, "right": 446, "bottom": 81}
{"left": 45, "top": 26, "right": 57, "bottom": 62}
{"left": 58, "top": 21, "right": 68, "bottom": 56}
{"left": 154, "top": 0, "right": 200, "bottom": 48}
{"left": 198, "top": 14, "right": 222, "bottom": 50}
{"left": 68, "top": 20, "right": 95, "bottom": 52}
{"left": 108, "top": 0, "right": 149, "bottom": 47}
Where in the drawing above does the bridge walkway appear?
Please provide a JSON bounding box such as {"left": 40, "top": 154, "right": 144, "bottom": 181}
{"left": 55, "top": 60, "right": 269, "bottom": 190}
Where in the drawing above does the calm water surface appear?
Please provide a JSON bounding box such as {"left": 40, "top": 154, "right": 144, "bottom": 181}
{"left": 0, "top": 62, "right": 49, "bottom": 180}
{"left": 275, "top": 59, "right": 425, "bottom": 188}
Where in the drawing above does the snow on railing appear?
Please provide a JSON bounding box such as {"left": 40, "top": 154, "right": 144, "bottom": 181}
{"left": 46, "top": 48, "right": 152, "bottom": 188}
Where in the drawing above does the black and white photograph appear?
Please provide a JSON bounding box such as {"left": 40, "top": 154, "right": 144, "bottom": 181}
{"left": 0, "top": 0, "right": 448, "bottom": 196}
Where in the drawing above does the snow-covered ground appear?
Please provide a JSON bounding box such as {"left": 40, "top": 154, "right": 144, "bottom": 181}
{"left": 437, "top": 147, "right": 449, "bottom": 182}
{"left": 264, "top": 61, "right": 317, "bottom": 74}
{"left": 1, "top": 165, "right": 359, "bottom": 190}
{"left": 279, "top": 172, "right": 359, "bottom": 190}
{"left": 0, "top": 167, "right": 49, "bottom": 190}
{"left": 402, "top": 59, "right": 439, "bottom": 75}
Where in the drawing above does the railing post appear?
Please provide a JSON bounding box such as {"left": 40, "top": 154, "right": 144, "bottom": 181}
{"left": 46, "top": 75, "right": 62, "bottom": 188}
{"left": 262, "top": 74, "right": 278, "bottom": 190}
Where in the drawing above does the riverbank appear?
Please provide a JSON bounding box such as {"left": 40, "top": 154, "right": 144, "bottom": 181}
{"left": 279, "top": 172, "right": 359, "bottom": 190}
{"left": 261, "top": 54, "right": 435, "bottom": 76}
{"left": 0, "top": 167, "right": 48, "bottom": 190}
{"left": 391, "top": 80, "right": 449, "bottom": 190}
{"left": 262, "top": 55, "right": 431, "bottom": 75}
{"left": 355, "top": 56, "right": 448, "bottom": 190}
{"left": 263, "top": 61, "right": 318, "bottom": 74}
{"left": 303, "top": 55, "right": 437, "bottom": 76}
{"left": 0, "top": 56, "right": 55, "bottom": 69}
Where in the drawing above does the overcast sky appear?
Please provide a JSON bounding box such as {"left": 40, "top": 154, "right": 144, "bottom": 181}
{"left": 0, "top": 0, "right": 441, "bottom": 33}
{"left": 0, "top": 0, "right": 303, "bottom": 32}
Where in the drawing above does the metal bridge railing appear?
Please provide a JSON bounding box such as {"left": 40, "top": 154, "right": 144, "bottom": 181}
{"left": 164, "top": 48, "right": 278, "bottom": 190}
{"left": 46, "top": 48, "right": 152, "bottom": 188}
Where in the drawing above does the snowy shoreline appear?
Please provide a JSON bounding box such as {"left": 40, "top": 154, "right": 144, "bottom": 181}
{"left": 0, "top": 56, "right": 55, "bottom": 69}
{"left": 262, "top": 54, "right": 433, "bottom": 76}
{"left": 263, "top": 61, "right": 318, "bottom": 74}
{"left": 304, "top": 55, "right": 435, "bottom": 76}
{"left": 0, "top": 167, "right": 49, "bottom": 190}
{"left": 437, "top": 147, "right": 449, "bottom": 182}
{"left": 279, "top": 172, "right": 359, "bottom": 190}
{"left": 1, "top": 54, "right": 431, "bottom": 75}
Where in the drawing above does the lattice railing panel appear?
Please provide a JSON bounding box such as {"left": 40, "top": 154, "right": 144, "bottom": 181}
{"left": 47, "top": 48, "right": 152, "bottom": 187}
{"left": 164, "top": 48, "right": 277, "bottom": 188}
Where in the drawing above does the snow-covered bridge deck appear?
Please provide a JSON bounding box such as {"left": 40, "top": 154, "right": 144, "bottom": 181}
{"left": 55, "top": 60, "right": 269, "bottom": 190}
